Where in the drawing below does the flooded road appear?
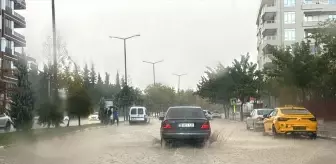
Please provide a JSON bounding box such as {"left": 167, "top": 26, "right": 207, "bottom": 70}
{"left": 1, "top": 119, "right": 336, "bottom": 164}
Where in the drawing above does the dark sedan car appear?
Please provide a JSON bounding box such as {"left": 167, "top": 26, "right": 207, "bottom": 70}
{"left": 160, "top": 106, "right": 211, "bottom": 147}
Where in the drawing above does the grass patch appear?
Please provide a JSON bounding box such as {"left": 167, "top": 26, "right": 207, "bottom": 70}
{"left": 0, "top": 123, "right": 104, "bottom": 147}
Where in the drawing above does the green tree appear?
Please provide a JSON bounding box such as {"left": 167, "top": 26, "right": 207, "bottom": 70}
{"left": 143, "top": 83, "right": 176, "bottom": 112}
{"left": 229, "top": 53, "right": 262, "bottom": 121}
{"left": 266, "top": 41, "right": 319, "bottom": 103}
{"left": 28, "top": 61, "right": 39, "bottom": 114}
{"left": 115, "top": 71, "right": 121, "bottom": 91}
{"left": 83, "top": 63, "right": 90, "bottom": 89}
{"left": 104, "top": 72, "right": 110, "bottom": 85}
{"left": 67, "top": 67, "right": 92, "bottom": 126}
{"left": 196, "top": 64, "right": 234, "bottom": 118}
{"left": 36, "top": 65, "right": 63, "bottom": 128}
{"left": 10, "top": 55, "right": 35, "bottom": 131}
{"left": 97, "top": 73, "right": 103, "bottom": 86}
{"left": 90, "top": 63, "right": 97, "bottom": 87}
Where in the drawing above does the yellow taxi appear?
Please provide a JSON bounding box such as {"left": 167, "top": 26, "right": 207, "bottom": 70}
{"left": 263, "top": 105, "right": 317, "bottom": 139}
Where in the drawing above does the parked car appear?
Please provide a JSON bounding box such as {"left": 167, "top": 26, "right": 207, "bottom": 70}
{"left": 0, "top": 112, "right": 13, "bottom": 132}
{"left": 160, "top": 106, "right": 211, "bottom": 148}
{"left": 203, "top": 110, "right": 213, "bottom": 120}
{"left": 129, "top": 106, "right": 149, "bottom": 124}
{"left": 212, "top": 112, "right": 222, "bottom": 118}
{"left": 263, "top": 105, "right": 317, "bottom": 139}
{"left": 63, "top": 116, "right": 69, "bottom": 121}
{"left": 88, "top": 112, "right": 99, "bottom": 121}
{"left": 158, "top": 112, "right": 165, "bottom": 120}
{"left": 246, "top": 108, "right": 273, "bottom": 130}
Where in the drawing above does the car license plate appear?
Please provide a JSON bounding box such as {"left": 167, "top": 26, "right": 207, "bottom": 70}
{"left": 178, "top": 123, "right": 194, "bottom": 128}
{"left": 293, "top": 126, "right": 306, "bottom": 130}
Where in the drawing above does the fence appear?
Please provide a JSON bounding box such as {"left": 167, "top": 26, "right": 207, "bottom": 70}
{"left": 304, "top": 100, "right": 336, "bottom": 138}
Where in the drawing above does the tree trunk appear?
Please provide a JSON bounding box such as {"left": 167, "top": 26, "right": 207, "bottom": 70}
{"left": 240, "top": 103, "right": 244, "bottom": 122}
{"left": 302, "top": 88, "right": 306, "bottom": 104}
{"left": 223, "top": 104, "right": 228, "bottom": 119}
{"left": 78, "top": 116, "right": 81, "bottom": 126}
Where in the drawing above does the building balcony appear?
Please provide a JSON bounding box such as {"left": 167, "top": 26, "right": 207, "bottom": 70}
{"left": 0, "top": 47, "right": 16, "bottom": 61}
{"left": 261, "top": 20, "right": 277, "bottom": 36}
{"left": 1, "top": 69, "right": 18, "bottom": 84}
{"left": 302, "top": 21, "right": 320, "bottom": 28}
{"left": 261, "top": 4, "right": 276, "bottom": 20}
{"left": 4, "top": 6, "right": 26, "bottom": 28}
{"left": 3, "top": 27, "right": 26, "bottom": 47}
{"left": 260, "top": 35, "right": 279, "bottom": 52}
{"left": 14, "top": 0, "right": 26, "bottom": 10}
{"left": 302, "top": 1, "right": 336, "bottom": 12}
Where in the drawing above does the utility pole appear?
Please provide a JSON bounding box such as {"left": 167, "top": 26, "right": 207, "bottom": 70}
{"left": 51, "top": 0, "right": 58, "bottom": 101}
{"left": 109, "top": 34, "right": 140, "bottom": 86}
{"left": 173, "top": 73, "right": 187, "bottom": 93}
{"left": 143, "top": 60, "right": 164, "bottom": 85}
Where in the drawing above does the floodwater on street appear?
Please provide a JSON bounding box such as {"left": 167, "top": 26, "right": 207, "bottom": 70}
{"left": 0, "top": 119, "right": 336, "bottom": 164}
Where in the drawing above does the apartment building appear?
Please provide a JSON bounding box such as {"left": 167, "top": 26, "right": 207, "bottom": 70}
{"left": 256, "top": 0, "right": 336, "bottom": 70}
{"left": 0, "top": 0, "right": 26, "bottom": 111}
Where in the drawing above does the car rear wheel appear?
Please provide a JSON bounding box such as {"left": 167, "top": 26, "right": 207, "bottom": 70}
{"left": 272, "top": 125, "right": 279, "bottom": 137}
{"left": 4, "top": 121, "right": 11, "bottom": 132}
{"left": 309, "top": 133, "right": 317, "bottom": 140}
{"left": 201, "top": 139, "right": 210, "bottom": 148}
{"left": 160, "top": 138, "right": 172, "bottom": 148}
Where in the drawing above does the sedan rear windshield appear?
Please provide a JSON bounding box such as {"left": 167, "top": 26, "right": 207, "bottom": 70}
{"left": 167, "top": 108, "right": 206, "bottom": 119}
{"left": 280, "top": 109, "right": 311, "bottom": 115}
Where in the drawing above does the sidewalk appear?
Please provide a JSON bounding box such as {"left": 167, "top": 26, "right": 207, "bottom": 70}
{"left": 227, "top": 114, "right": 336, "bottom": 141}
{"left": 317, "top": 120, "right": 336, "bottom": 141}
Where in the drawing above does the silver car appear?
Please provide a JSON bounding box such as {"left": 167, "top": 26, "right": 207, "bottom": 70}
{"left": 0, "top": 112, "right": 13, "bottom": 132}
{"left": 246, "top": 108, "right": 273, "bottom": 130}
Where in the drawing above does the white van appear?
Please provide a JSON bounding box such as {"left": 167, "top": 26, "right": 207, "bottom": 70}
{"left": 129, "top": 106, "right": 148, "bottom": 124}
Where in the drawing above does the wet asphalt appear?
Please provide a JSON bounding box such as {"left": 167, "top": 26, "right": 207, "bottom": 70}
{"left": 0, "top": 119, "right": 336, "bottom": 164}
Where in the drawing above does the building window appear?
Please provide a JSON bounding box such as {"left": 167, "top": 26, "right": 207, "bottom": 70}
{"left": 285, "top": 29, "right": 296, "bottom": 41}
{"left": 329, "top": 15, "right": 336, "bottom": 19}
{"left": 4, "top": 19, "right": 11, "bottom": 29}
{"left": 5, "top": 0, "right": 11, "bottom": 8}
{"left": 284, "top": 12, "right": 295, "bottom": 24}
{"left": 329, "top": 0, "right": 336, "bottom": 4}
{"left": 6, "top": 40, "right": 11, "bottom": 49}
{"left": 284, "top": 0, "right": 295, "bottom": 7}
{"left": 304, "top": 15, "right": 319, "bottom": 22}
{"left": 303, "top": 0, "right": 313, "bottom": 4}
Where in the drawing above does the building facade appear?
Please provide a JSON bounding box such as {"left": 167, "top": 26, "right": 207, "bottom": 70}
{"left": 256, "top": 0, "right": 336, "bottom": 70}
{"left": 0, "top": 0, "right": 26, "bottom": 112}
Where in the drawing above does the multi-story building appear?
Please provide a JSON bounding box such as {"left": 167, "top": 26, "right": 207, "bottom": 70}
{"left": 0, "top": 0, "right": 26, "bottom": 112}
{"left": 256, "top": 0, "right": 336, "bottom": 70}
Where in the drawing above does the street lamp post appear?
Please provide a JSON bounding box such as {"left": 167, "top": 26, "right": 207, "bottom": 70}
{"left": 143, "top": 60, "right": 164, "bottom": 85}
{"left": 173, "top": 73, "right": 187, "bottom": 93}
{"left": 109, "top": 34, "right": 140, "bottom": 86}
{"left": 51, "top": 0, "right": 57, "bottom": 101}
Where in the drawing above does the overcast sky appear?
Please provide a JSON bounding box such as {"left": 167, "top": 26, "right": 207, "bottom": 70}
{"left": 22, "top": 0, "right": 259, "bottom": 90}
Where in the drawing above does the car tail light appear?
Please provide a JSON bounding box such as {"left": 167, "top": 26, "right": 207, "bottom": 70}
{"left": 309, "top": 118, "right": 317, "bottom": 121}
{"left": 277, "top": 117, "right": 289, "bottom": 121}
{"left": 201, "top": 121, "right": 210, "bottom": 130}
{"left": 161, "top": 120, "right": 172, "bottom": 129}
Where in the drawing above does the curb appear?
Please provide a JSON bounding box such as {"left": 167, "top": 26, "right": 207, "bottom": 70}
{"left": 318, "top": 135, "right": 336, "bottom": 141}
